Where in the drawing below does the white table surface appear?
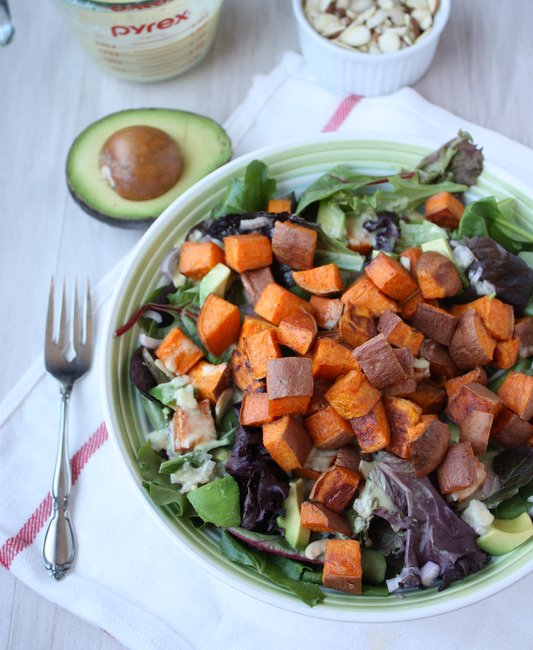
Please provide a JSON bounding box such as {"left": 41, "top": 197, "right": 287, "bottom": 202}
{"left": 1, "top": 0, "right": 532, "bottom": 648}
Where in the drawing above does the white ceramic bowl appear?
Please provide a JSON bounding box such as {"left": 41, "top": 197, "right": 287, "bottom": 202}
{"left": 102, "top": 133, "right": 533, "bottom": 622}
{"left": 292, "top": 0, "right": 451, "bottom": 96}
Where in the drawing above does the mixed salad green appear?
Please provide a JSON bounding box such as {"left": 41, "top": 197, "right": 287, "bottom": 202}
{"left": 118, "top": 132, "right": 533, "bottom": 606}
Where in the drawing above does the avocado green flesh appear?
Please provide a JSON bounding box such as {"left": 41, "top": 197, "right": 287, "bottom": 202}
{"left": 317, "top": 199, "right": 346, "bottom": 241}
{"left": 199, "top": 263, "right": 231, "bottom": 306}
{"left": 277, "top": 479, "right": 310, "bottom": 550}
{"left": 477, "top": 513, "right": 533, "bottom": 555}
{"left": 67, "top": 108, "right": 232, "bottom": 226}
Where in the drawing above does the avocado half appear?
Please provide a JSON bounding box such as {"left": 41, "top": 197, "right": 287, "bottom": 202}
{"left": 66, "top": 108, "right": 232, "bottom": 228}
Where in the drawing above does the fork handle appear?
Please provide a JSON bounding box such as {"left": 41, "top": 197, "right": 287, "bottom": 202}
{"left": 42, "top": 387, "right": 76, "bottom": 580}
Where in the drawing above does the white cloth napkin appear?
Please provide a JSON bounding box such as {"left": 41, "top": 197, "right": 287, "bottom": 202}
{"left": 1, "top": 52, "right": 532, "bottom": 650}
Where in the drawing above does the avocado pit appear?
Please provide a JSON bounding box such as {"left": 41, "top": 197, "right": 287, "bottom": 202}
{"left": 99, "top": 125, "right": 183, "bottom": 201}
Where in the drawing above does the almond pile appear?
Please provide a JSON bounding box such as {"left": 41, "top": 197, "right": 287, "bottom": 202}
{"left": 304, "top": 0, "right": 440, "bottom": 54}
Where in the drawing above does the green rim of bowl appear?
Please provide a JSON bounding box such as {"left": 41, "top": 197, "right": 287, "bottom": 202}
{"left": 101, "top": 133, "right": 533, "bottom": 622}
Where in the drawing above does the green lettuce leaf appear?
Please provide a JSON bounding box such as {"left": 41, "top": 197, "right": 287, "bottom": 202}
{"left": 484, "top": 447, "right": 533, "bottom": 509}
{"left": 296, "top": 166, "right": 380, "bottom": 214}
{"left": 137, "top": 442, "right": 188, "bottom": 513}
{"left": 219, "top": 531, "right": 324, "bottom": 606}
{"left": 370, "top": 176, "right": 467, "bottom": 214}
{"left": 212, "top": 160, "right": 276, "bottom": 218}
{"left": 396, "top": 219, "right": 449, "bottom": 250}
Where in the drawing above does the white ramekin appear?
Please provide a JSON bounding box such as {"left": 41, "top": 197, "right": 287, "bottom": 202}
{"left": 292, "top": 0, "right": 451, "bottom": 96}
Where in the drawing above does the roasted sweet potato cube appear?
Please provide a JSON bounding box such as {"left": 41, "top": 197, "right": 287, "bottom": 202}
{"left": 451, "top": 296, "right": 514, "bottom": 341}
{"left": 459, "top": 410, "right": 493, "bottom": 456}
{"left": 498, "top": 371, "right": 533, "bottom": 420}
{"left": 240, "top": 392, "right": 274, "bottom": 427}
{"left": 267, "top": 198, "right": 292, "bottom": 214}
{"left": 399, "top": 247, "right": 423, "bottom": 273}
{"left": 383, "top": 396, "right": 423, "bottom": 459}
{"left": 350, "top": 400, "right": 390, "bottom": 453}
{"left": 437, "top": 442, "right": 478, "bottom": 495}
{"left": 223, "top": 233, "right": 273, "bottom": 273}
{"left": 304, "top": 406, "right": 355, "bottom": 450}
{"left": 408, "top": 382, "right": 447, "bottom": 414}
{"left": 230, "top": 349, "right": 265, "bottom": 393}
{"left": 266, "top": 357, "right": 314, "bottom": 400}
{"left": 197, "top": 294, "right": 241, "bottom": 357}
{"left": 394, "top": 347, "right": 414, "bottom": 377}
{"left": 156, "top": 327, "right": 204, "bottom": 375}
{"left": 178, "top": 241, "right": 225, "bottom": 280}
{"left": 262, "top": 415, "right": 312, "bottom": 472}
{"left": 341, "top": 275, "right": 399, "bottom": 316}
{"left": 300, "top": 502, "right": 352, "bottom": 537}
{"left": 254, "top": 282, "right": 314, "bottom": 325}
{"left": 323, "top": 539, "right": 362, "bottom": 595}
{"left": 424, "top": 191, "right": 465, "bottom": 229}
{"left": 445, "top": 382, "right": 503, "bottom": 424}
{"left": 240, "top": 266, "right": 275, "bottom": 304}
{"left": 310, "top": 296, "right": 343, "bottom": 330}
{"left": 378, "top": 310, "right": 424, "bottom": 354}
{"left": 173, "top": 400, "right": 216, "bottom": 452}
{"left": 492, "top": 337, "right": 520, "bottom": 370}
{"left": 381, "top": 378, "right": 417, "bottom": 398}
{"left": 305, "top": 381, "right": 330, "bottom": 416}
{"left": 335, "top": 446, "right": 361, "bottom": 472}
{"left": 415, "top": 251, "right": 462, "bottom": 299}
{"left": 245, "top": 329, "right": 282, "bottom": 379}
{"left": 514, "top": 317, "right": 533, "bottom": 359}
{"left": 449, "top": 310, "right": 496, "bottom": 370}
{"left": 400, "top": 290, "right": 424, "bottom": 321}
{"left": 272, "top": 221, "right": 317, "bottom": 270}
{"left": 311, "top": 338, "right": 360, "bottom": 380}
{"left": 444, "top": 367, "right": 488, "bottom": 399}
{"left": 408, "top": 417, "right": 450, "bottom": 477}
{"left": 353, "top": 333, "right": 407, "bottom": 388}
{"left": 277, "top": 309, "right": 317, "bottom": 355}
{"left": 268, "top": 396, "right": 311, "bottom": 418}
{"left": 412, "top": 303, "right": 458, "bottom": 346}
{"left": 365, "top": 252, "right": 419, "bottom": 302}
{"left": 292, "top": 264, "right": 344, "bottom": 295}
{"left": 491, "top": 407, "right": 533, "bottom": 448}
{"left": 309, "top": 465, "right": 361, "bottom": 513}
{"left": 419, "top": 339, "right": 458, "bottom": 382}
{"left": 326, "top": 372, "right": 381, "bottom": 420}
{"left": 237, "top": 315, "right": 276, "bottom": 351}
{"left": 188, "top": 360, "right": 231, "bottom": 403}
{"left": 339, "top": 305, "right": 377, "bottom": 349}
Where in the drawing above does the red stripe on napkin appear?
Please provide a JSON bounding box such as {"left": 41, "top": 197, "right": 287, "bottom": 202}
{"left": 0, "top": 422, "right": 108, "bottom": 570}
{"left": 321, "top": 95, "right": 363, "bottom": 132}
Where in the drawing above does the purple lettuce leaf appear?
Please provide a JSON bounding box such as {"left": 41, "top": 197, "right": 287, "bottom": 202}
{"left": 416, "top": 130, "right": 484, "bottom": 187}
{"left": 225, "top": 409, "right": 290, "bottom": 533}
{"left": 370, "top": 453, "right": 489, "bottom": 591}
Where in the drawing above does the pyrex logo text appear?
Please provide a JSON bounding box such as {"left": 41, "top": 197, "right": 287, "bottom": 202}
{"left": 111, "top": 10, "right": 190, "bottom": 37}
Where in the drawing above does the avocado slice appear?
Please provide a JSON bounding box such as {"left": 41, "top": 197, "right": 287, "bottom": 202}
{"left": 277, "top": 479, "right": 310, "bottom": 550}
{"left": 66, "top": 108, "right": 232, "bottom": 228}
{"left": 476, "top": 512, "right": 533, "bottom": 555}
{"left": 317, "top": 199, "right": 346, "bottom": 241}
{"left": 199, "top": 263, "right": 232, "bottom": 306}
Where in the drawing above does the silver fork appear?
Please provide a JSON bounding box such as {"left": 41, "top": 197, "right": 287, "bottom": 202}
{"left": 42, "top": 278, "right": 92, "bottom": 580}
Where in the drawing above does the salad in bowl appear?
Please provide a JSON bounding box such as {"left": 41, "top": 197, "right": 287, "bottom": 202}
{"left": 107, "top": 132, "right": 533, "bottom": 615}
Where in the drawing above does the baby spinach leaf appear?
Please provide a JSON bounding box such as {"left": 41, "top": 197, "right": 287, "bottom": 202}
{"left": 372, "top": 176, "right": 467, "bottom": 214}
{"left": 492, "top": 482, "right": 533, "bottom": 519}
{"left": 212, "top": 160, "right": 277, "bottom": 218}
{"left": 484, "top": 447, "right": 533, "bottom": 509}
{"left": 137, "top": 442, "right": 188, "bottom": 513}
{"left": 219, "top": 532, "right": 324, "bottom": 606}
{"left": 296, "top": 166, "right": 379, "bottom": 214}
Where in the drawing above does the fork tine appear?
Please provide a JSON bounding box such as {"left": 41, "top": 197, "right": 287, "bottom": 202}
{"left": 71, "top": 279, "right": 80, "bottom": 351}
{"left": 45, "top": 277, "right": 55, "bottom": 346}
{"left": 57, "top": 279, "right": 67, "bottom": 348}
{"left": 84, "top": 280, "right": 92, "bottom": 351}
